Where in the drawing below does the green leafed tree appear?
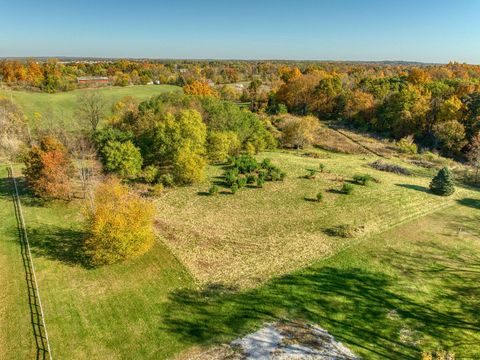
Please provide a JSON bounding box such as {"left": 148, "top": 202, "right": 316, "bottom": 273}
{"left": 429, "top": 167, "right": 455, "bottom": 196}
{"left": 101, "top": 140, "right": 143, "bottom": 179}
{"left": 207, "top": 131, "right": 240, "bottom": 163}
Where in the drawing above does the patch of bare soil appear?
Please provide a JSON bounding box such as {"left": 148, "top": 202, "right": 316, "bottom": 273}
{"left": 176, "top": 322, "right": 359, "bottom": 359}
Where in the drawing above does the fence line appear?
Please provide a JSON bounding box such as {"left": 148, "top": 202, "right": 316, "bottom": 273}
{"left": 8, "top": 165, "right": 53, "bottom": 360}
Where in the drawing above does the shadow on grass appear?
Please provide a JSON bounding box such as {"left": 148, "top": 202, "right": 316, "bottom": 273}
{"left": 327, "top": 188, "right": 345, "bottom": 194}
{"left": 0, "top": 176, "right": 46, "bottom": 207}
{"left": 163, "top": 246, "right": 480, "bottom": 359}
{"left": 395, "top": 183, "right": 430, "bottom": 194}
{"left": 196, "top": 191, "right": 211, "bottom": 196}
{"left": 457, "top": 198, "right": 480, "bottom": 209}
{"left": 24, "top": 226, "right": 92, "bottom": 268}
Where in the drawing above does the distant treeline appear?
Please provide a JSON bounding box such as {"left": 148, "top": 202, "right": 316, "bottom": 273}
{"left": 2, "top": 58, "right": 480, "bottom": 159}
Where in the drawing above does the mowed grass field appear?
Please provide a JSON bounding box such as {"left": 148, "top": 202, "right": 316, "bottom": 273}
{"left": 155, "top": 150, "right": 474, "bottom": 287}
{"left": 1, "top": 151, "right": 480, "bottom": 359}
{"left": 0, "top": 85, "right": 182, "bottom": 128}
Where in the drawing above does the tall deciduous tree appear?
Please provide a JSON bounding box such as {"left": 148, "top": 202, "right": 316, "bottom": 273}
{"left": 76, "top": 91, "right": 107, "bottom": 131}
{"left": 84, "top": 178, "right": 155, "bottom": 265}
{"left": 183, "top": 80, "right": 218, "bottom": 97}
{"left": 23, "top": 136, "right": 75, "bottom": 200}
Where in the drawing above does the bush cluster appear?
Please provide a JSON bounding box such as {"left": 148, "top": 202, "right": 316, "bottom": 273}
{"left": 342, "top": 183, "right": 355, "bottom": 194}
{"left": 222, "top": 155, "right": 286, "bottom": 194}
{"left": 369, "top": 159, "right": 412, "bottom": 176}
{"left": 352, "top": 174, "right": 376, "bottom": 185}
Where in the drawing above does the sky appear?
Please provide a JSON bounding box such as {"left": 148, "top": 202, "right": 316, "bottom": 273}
{"left": 1, "top": 0, "right": 479, "bottom": 63}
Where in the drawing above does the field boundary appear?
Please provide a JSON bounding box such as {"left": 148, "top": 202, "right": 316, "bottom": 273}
{"left": 7, "top": 165, "right": 53, "bottom": 360}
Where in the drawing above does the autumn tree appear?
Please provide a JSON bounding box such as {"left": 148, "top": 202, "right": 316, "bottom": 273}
{"left": 467, "top": 132, "right": 480, "bottom": 182}
{"left": 84, "top": 178, "right": 155, "bottom": 265}
{"left": 183, "top": 80, "right": 218, "bottom": 97}
{"left": 207, "top": 131, "right": 240, "bottom": 163}
{"left": 76, "top": 91, "right": 107, "bottom": 131}
{"left": 342, "top": 90, "right": 375, "bottom": 125}
{"left": 377, "top": 85, "right": 430, "bottom": 138}
{"left": 132, "top": 109, "right": 207, "bottom": 184}
{"left": 0, "top": 97, "right": 28, "bottom": 159}
{"left": 312, "top": 75, "right": 344, "bottom": 117}
{"left": 433, "top": 120, "right": 466, "bottom": 154}
{"left": 407, "top": 67, "right": 431, "bottom": 85}
{"left": 23, "top": 136, "right": 75, "bottom": 200}
{"left": 277, "top": 115, "right": 320, "bottom": 149}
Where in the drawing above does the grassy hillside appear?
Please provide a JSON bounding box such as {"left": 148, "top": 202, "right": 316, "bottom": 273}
{"left": 0, "top": 85, "right": 182, "bottom": 129}
{"left": 0, "top": 165, "right": 193, "bottom": 360}
{"left": 156, "top": 150, "right": 474, "bottom": 287}
{"left": 169, "top": 201, "right": 480, "bottom": 359}
{"left": 1, "top": 150, "right": 479, "bottom": 359}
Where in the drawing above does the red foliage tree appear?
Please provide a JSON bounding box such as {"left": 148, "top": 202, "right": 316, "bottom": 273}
{"left": 23, "top": 136, "right": 75, "bottom": 200}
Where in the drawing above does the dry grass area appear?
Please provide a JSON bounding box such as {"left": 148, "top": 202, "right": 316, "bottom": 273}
{"left": 314, "top": 124, "right": 370, "bottom": 154}
{"left": 154, "top": 150, "right": 474, "bottom": 288}
{"left": 330, "top": 126, "right": 399, "bottom": 158}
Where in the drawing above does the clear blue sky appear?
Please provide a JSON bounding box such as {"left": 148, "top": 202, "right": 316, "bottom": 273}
{"left": 1, "top": 0, "right": 479, "bottom": 63}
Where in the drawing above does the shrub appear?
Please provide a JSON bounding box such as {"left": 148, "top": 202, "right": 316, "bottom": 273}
{"left": 84, "top": 179, "right": 155, "bottom": 265}
{"left": 305, "top": 169, "right": 317, "bottom": 179}
{"left": 342, "top": 183, "right": 355, "bottom": 194}
{"left": 260, "top": 158, "right": 273, "bottom": 170}
{"left": 319, "top": 163, "right": 325, "bottom": 172}
{"left": 316, "top": 191, "right": 323, "bottom": 202}
{"left": 234, "top": 154, "right": 259, "bottom": 174}
{"left": 369, "top": 159, "right": 412, "bottom": 176}
{"left": 149, "top": 183, "right": 164, "bottom": 196}
{"left": 256, "top": 177, "right": 265, "bottom": 188}
{"left": 143, "top": 165, "right": 159, "bottom": 184}
{"left": 230, "top": 183, "right": 238, "bottom": 194}
{"left": 209, "top": 185, "right": 219, "bottom": 195}
{"left": 352, "top": 174, "right": 375, "bottom": 185}
{"left": 258, "top": 169, "right": 267, "bottom": 181}
{"left": 396, "top": 135, "right": 418, "bottom": 154}
{"left": 270, "top": 169, "right": 281, "bottom": 181}
{"left": 225, "top": 168, "right": 239, "bottom": 186}
{"left": 101, "top": 140, "right": 143, "bottom": 179}
{"left": 237, "top": 176, "right": 247, "bottom": 188}
{"left": 247, "top": 174, "right": 257, "bottom": 184}
{"left": 159, "top": 174, "right": 175, "bottom": 187}
{"left": 430, "top": 167, "right": 455, "bottom": 196}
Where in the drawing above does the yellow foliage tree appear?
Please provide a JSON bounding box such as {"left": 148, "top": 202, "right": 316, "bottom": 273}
{"left": 183, "top": 80, "right": 218, "bottom": 97}
{"left": 84, "top": 179, "right": 155, "bottom": 265}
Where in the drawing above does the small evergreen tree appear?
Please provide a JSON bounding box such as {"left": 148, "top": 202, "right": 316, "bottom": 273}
{"left": 430, "top": 167, "right": 455, "bottom": 196}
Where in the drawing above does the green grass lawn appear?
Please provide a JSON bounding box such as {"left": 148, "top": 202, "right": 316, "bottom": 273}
{"left": 155, "top": 150, "right": 476, "bottom": 287}
{"left": 1, "top": 151, "right": 479, "bottom": 359}
{"left": 164, "top": 200, "right": 480, "bottom": 359}
{"left": 0, "top": 166, "right": 194, "bottom": 360}
{"left": 0, "top": 85, "right": 182, "bottom": 129}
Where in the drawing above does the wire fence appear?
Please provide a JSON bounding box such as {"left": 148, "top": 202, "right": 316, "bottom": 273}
{"left": 8, "top": 165, "right": 53, "bottom": 360}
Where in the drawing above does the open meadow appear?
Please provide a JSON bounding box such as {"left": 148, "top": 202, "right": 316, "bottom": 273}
{"left": 0, "top": 85, "right": 182, "bottom": 129}
{"left": 2, "top": 149, "right": 480, "bottom": 359}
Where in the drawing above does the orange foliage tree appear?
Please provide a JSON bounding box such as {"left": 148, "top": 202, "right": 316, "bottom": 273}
{"left": 183, "top": 80, "right": 218, "bottom": 97}
{"left": 23, "top": 136, "right": 75, "bottom": 200}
